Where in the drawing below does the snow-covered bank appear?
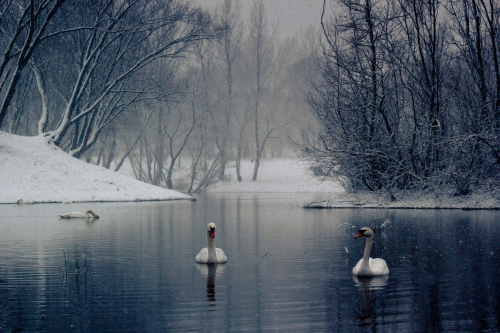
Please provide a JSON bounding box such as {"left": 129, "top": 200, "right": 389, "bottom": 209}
{"left": 209, "top": 158, "right": 342, "bottom": 193}
{"left": 2, "top": 131, "right": 497, "bottom": 209}
{"left": 208, "top": 160, "right": 499, "bottom": 210}
{"left": 305, "top": 187, "right": 500, "bottom": 209}
{"left": 0, "top": 132, "right": 192, "bottom": 203}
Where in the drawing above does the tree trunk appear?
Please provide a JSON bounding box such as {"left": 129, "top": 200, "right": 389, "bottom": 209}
{"left": 236, "top": 149, "right": 243, "bottom": 182}
{"left": 0, "top": 0, "right": 66, "bottom": 128}
{"left": 104, "top": 128, "right": 116, "bottom": 169}
{"left": 96, "top": 144, "right": 105, "bottom": 166}
{"left": 32, "top": 63, "right": 49, "bottom": 134}
{"left": 153, "top": 109, "right": 165, "bottom": 186}
{"left": 166, "top": 158, "right": 176, "bottom": 189}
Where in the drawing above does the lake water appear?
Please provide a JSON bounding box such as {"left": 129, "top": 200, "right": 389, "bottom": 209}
{"left": 1, "top": 193, "right": 500, "bottom": 332}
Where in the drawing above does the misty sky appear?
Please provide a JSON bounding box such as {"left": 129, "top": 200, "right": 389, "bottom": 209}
{"left": 192, "top": 0, "right": 325, "bottom": 38}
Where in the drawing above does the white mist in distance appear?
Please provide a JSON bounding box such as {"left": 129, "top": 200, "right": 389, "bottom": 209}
{"left": 192, "top": 0, "right": 324, "bottom": 38}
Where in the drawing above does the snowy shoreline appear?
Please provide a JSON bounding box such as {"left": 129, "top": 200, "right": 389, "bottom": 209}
{"left": 304, "top": 188, "right": 500, "bottom": 210}
{"left": 0, "top": 132, "right": 193, "bottom": 204}
{"left": 2, "top": 131, "right": 499, "bottom": 209}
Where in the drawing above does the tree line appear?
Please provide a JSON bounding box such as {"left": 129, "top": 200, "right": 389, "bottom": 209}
{"left": 302, "top": 0, "right": 500, "bottom": 196}
{"left": 1, "top": 0, "right": 313, "bottom": 192}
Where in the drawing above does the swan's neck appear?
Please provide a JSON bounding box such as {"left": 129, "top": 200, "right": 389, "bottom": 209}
{"left": 362, "top": 236, "right": 373, "bottom": 266}
{"left": 206, "top": 232, "right": 217, "bottom": 262}
{"left": 85, "top": 210, "right": 97, "bottom": 217}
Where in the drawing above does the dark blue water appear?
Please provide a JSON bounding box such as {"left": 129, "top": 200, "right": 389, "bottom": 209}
{"left": 1, "top": 193, "right": 500, "bottom": 332}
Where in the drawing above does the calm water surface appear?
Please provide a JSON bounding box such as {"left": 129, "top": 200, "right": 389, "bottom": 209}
{"left": 1, "top": 193, "right": 500, "bottom": 332}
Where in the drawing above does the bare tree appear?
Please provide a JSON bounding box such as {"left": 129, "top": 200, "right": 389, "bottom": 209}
{"left": 31, "top": 0, "right": 219, "bottom": 159}
{"left": 0, "top": 0, "right": 66, "bottom": 128}
{"left": 216, "top": 0, "right": 244, "bottom": 180}
{"left": 306, "top": 0, "right": 406, "bottom": 190}
{"left": 186, "top": 119, "right": 222, "bottom": 193}
{"left": 114, "top": 105, "right": 154, "bottom": 172}
{"left": 234, "top": 96, "right": 251, "bottom": 182}
{"left": 247, "top": 0, "right": 276, "bottom": 181}
{"left": 158, "top": 68, "right": 210, "bottom": 189}
{"left": 406, "top": 0, "right": 448, "bottom": 174}
{"left": 304, "top": 0, "right": 500, "bottom": 194}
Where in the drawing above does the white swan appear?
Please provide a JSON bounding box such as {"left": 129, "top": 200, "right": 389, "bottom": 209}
{"left": 352, "top": 227, "right": 389, "bottom": 277}
{"left": 17, "top": 199, "right": 34, "bottom": 204}
{"left": 59, "top": 209, "right": 99, "bottom": 219}
{"left": 196, "top": 223, "right": 227, "bottom": 264}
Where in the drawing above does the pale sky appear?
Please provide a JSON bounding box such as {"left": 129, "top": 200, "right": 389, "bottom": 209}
{"left": 192, "top": 0, "right": 325, "bottom": 38}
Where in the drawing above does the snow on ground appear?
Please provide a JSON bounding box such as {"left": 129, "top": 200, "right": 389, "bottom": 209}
{"left": 0, "top": 132, "right": 192, "bottom": 203}
{"left": 209, "top": 158, "right": 342, "bottom": 193}
{"left": 209, "top": 160, "right": 499, "bottom": 210}
{"left": 305, "top": 186, "right": 500, "bottom": 209}
{"left": 1, "top": 131, "right": 498, "bottom": 209}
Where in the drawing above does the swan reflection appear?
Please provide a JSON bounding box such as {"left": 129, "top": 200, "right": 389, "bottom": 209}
{"left": 352, "top": 275, "right": 389, "bottom": 327}
{"left": 85, "top": 217, "right": 98, "bottom": 225}
{"left": 197, "top": 264, "right": 226, "bottom": 307}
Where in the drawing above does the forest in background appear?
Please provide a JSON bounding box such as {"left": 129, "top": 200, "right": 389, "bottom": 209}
{"left": 0, "top": 0, "right": 316, "bottom": 193}
{"left": 3, "top": 0, "right": 499, "bottom": 196}
{"left": 302, "top": 0, "right": 500, "bottom": 197}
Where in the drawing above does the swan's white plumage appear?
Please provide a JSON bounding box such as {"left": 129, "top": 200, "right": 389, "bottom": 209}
{"left": 352, "top": 227, "right": 389, "bottom": 277}
{"left": 196, "top": 223, "right": 227, "bottom": 264}
{"left": 352, "top": 257, "right": 389, "bottom": 276}
{"left": 196, "top": 248, "right": 227, "bottom": 264}
{"left": 59, "top": 209, "right": 99, "bottom": 219}
{"left": 17, "top": 199, "right": 34, "bottom": 204}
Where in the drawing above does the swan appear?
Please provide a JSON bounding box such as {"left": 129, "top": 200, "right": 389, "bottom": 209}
{"left": 352, "top": 227, "right": 389, "bottom": 277}
{"left": 59, "top": 209, "right": 99, "bottom": 219}
{"left": 17, "top": 199, "right": 34, "bottom": 204}
{"left": 196, "top": 223, "right": 227, "bottom": 264}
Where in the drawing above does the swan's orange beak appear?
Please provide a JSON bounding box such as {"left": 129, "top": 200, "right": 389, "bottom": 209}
{"left": 355, "top": 231, "right": 364, "bottom": 238}
{"left": 210, "top": 231, "right": 215, "bottom": 238}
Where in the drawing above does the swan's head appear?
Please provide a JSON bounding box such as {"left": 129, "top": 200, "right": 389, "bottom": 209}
{"left": 85, "top": 209, "right": 99, "bottom": 218}
{"left": 355, "top": 227, "right": 374, "bottom": 238}
{"left": 207, "top": 223, "right": 216, "bottom": 238}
